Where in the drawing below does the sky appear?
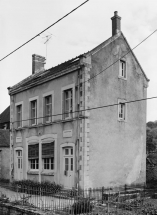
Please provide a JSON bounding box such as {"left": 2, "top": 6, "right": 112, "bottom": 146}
{"left": 0, "top": 0, "right": 157, "bottom": 122}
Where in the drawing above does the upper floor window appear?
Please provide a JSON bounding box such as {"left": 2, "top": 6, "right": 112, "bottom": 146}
{"left": 118, "top": 99, "right": 126, "bottom": 121}
{"left": 119, "top": 60, "right": 126, "bottom": 79}
{"left": 30, "top": 100, "right": 37, "bottom": 125}
{"left": 17, "top": 104, "right": 22, "bottom": 128}
{"left": 45, "top": 95, "right": 52, "bottom": 123}
{"left": 63, "top": 88, "right": 73, "bottom": 119}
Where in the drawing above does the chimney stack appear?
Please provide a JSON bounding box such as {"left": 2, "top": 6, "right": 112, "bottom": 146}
{"left": 111, "top": 11, "right": 121, "bottom": 36}
{"left": 32, "top": 54, "right": 46, "bottom": 74}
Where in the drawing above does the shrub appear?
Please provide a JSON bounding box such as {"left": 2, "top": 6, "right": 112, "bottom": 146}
{"left": 71, "top": 198, "right": 93, "bottom": 214}
{"left": 11, "top": 179, "right": 62, "bottom": 195}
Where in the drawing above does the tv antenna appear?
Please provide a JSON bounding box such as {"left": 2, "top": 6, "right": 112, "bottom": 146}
{"left": 42, "top": 33, "right": 53, "bottom": 59}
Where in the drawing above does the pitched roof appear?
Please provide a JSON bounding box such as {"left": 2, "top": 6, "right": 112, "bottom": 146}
{"left": 9, "top": 55, "right": 83, "bottom": 95}
{"left": 9, "top": 32, "right": 149, "bottom": 95}
{"left": 0, "top": 129, "right": 10, "bottom": 147}
{"left": 0, "top": 106, "right": 10, "bottom": 124}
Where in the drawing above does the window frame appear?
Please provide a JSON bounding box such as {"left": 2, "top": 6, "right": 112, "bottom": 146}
{"left": 119, "top": 59, "right": 127, "bottom": 80}
{"left": 28, "top": 143, "right": 39, "bottom": 171}
{"left": 61, "top": 84, "right": 75, "bottom": 120}
{"left": 42, "top": 141, "right": 55, "bottom": 171}
{"left": 43, "top": 91, "right": 54, "bottom": 124}
{"left": 118, "top": 99, "right": 127, "bottom": 121}
{"left": 29, "top": 96, "right": 39, "bottom": 126}
{"left": 15, "top": 101, "right": 23, "bottom": 128}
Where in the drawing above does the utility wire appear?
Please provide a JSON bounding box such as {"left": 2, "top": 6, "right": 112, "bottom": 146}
{"left": 77, "top": 29, "right": 157, "bottom": 87}
{"left": 12, "top": 95, "right": 157, "bottom": 124}
{"left": 0, "top": 0, "right": 89, "bottom": 62}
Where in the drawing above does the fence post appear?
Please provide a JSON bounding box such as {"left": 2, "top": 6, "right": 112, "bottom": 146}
{"left": 102, "top": 186, "right": 104, "bottom": 204}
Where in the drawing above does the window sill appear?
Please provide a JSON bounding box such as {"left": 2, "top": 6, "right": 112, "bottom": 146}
{"left": 118, "top": 119, "right": 126, "bottom": 122}
{"left": 27, "top": 170, "right": 39, "bottom": 175}
{"left": 118, "top": 76, "right": 127, "bottom": 80}
{"left": 41, "top": 171, "right": 54, "bottom": 176}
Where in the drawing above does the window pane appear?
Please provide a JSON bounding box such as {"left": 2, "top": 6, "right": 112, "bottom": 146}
{"left": 65, "top": 148, "right": 69, "bottom": 155}
{"left": 65, "top": 158, "right": 68, "bottom": 171}
{"left": 51, "top": 157, "right": 54, "bottom": 170}
{"left": 71, "top": 158, "right": 73, "bottom": 171}
{"left": 71, "top": 148, "right": 73, "bottom": 155}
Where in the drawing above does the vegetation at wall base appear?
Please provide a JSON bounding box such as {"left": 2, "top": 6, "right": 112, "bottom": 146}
{"left": 11, "top": 179, "right": 62, "bottom": 195}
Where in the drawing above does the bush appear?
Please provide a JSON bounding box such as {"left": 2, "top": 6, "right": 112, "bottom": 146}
{"left": 11, "top": 179, "right": 62, "bottom": 195}
{"left": 0, "top": 178, "right": 10, "bottom": 184}
{"left": 71, "top": 198, "right": 93, "bottom": 214}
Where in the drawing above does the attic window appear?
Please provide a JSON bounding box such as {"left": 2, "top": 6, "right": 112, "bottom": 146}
{"left": 119, "top": 60, "right": 127, "bottom": 79}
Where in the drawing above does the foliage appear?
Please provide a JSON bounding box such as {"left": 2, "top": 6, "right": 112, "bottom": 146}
{"left": 0, "top": 178, "right": 10, "bottom": 184}
{"left": 11, "top": 179, "right": 62, "bottom": 195}
{"left": 71, "top": 198, "right": 93, "bottom": 214}
{"left": 146, "top": 129, "right": 156, "bottom": 153}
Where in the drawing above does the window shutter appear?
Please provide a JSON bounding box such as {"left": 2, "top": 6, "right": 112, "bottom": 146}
{"left": 28, "top": 144, "right": 39, "bottom": 159}
{"left": 42, "top": 142, "right": 54, "bottom": 158}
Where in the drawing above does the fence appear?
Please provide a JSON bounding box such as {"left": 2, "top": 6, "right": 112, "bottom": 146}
{"left": 0, "top": 183, "right": 157, "bottom": 214}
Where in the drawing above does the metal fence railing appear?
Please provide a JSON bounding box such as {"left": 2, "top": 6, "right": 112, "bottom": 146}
{"left": 0, "top": 183, "right": 157, "bottom": 214}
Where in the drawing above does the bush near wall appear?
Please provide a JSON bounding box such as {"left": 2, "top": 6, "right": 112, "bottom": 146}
{"left": 11, "top": 180, "right": 62, "bottom": 195}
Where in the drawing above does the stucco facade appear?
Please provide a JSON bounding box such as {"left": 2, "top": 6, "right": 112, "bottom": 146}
{"left": 8, "top": 12, "right": 149, "bottom": 189}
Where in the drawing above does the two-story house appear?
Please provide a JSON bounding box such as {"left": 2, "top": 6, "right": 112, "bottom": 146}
{"left": 8, "top": 12, "right": 149, "bottom": 189}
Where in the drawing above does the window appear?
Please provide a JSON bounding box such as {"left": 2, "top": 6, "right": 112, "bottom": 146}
{"left": 42, "top": 142, "right": 54, "bottom": 170}
{"left": 30, "top": 100, "right": 37, "bottom": 125}
{"left": 28, "top": 144, "right": 39, "bottom": 170}
{"left": 64, "top": 147, "right": 73, "bottom": 174}
{"left": 118, "top": 100, "right": 126, "bottom": 121}
{"left": 119, "top": 60, "right": 126, "bottom": 79}
{"left": 63, "top": 88, "right": 73, "bottom": 119}
{"left": 17, "top": 105, "right": 22, "bottom": 128}
{"left": 44, "top": 95, "right": 52, "bottom": 123}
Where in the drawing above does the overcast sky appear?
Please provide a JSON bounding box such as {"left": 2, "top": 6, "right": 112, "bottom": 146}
{"left": 0, "top": 0, "right": 157, "bottom": 122}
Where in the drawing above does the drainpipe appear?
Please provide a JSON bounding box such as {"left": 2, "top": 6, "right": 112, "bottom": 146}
{"left": 39, "top": 137, "right": 42, "bottom": 182}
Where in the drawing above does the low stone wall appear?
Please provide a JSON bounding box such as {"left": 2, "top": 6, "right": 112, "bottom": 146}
{"left": 0, "top": 202, "right": 54, "bottom": 215}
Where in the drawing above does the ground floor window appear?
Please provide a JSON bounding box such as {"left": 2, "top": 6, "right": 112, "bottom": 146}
{"left": 28, "top": 144, "right": 39, "bottom": 170}
{"left": 43, "top": 157, "right": 54, "bottom": 170}
{"left": 30, "top": 159, "right": 39, "bottom": 169}
{"left": 42, "top": 142, "right": 54, "bottom": 171}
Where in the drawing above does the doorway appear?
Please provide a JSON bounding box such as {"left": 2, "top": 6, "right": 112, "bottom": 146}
{"left": 16, "top": 150, "right": 23, "bottom": 180}
{"left": 62, "top": 147, "right": 74, "bottom": 188}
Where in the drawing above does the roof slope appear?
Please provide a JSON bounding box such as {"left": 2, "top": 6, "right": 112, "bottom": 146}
{"left": 0, "top": 129, "right": 10, "bottom": 147}
{"left": 0, "top": 106, "right": 10, "bottom": 124}
{"left": 9, "top": 32, "right": 149, "bottom": 95}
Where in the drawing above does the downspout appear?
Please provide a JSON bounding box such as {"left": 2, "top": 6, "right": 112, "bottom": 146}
{"left": 76, "top": 68, "right": 81, "bottom": 189}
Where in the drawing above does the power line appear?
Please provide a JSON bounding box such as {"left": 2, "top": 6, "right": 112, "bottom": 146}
{"left": 11, "top": 95, "right": 157, "bottom": 124}
{"left": 0, "top": 0, "right": 89, "bottom": 62}
{"left": 77, "top": 29, "right": 157, "bottom": 87}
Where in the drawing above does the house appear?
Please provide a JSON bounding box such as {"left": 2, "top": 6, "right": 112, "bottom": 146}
{"left": 0, "top": 129, "right": 10, "bottom": 180}
{"left": 0, "top": 106, "right": 10, "bottom": 129}
{"left": 8, "top": 12, "right": 149, "bottom": 189}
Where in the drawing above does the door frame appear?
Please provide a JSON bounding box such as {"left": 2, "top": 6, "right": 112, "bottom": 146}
{"left": 14, "top": 147, "right": 23, "bottom": 180}
{"left": 60, "top": 143, "right": 75, "bottom": 188}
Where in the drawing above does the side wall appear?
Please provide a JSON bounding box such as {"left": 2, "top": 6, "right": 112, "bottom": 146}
{"left": 88, "top": 35, "right": 147, "bottom": 188}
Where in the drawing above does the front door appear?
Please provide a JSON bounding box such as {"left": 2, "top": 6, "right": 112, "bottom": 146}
{"left": 63, "top": 147, "right": 74, "bottom": 188}
{"left": 16, "top": 150, "right": 23, "bottom": 180}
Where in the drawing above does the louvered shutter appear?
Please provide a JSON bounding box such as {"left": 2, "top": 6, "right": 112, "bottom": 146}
{"left": 28, "top": 144, "right": 39, "bottom": 159}
{"left": 42, "top": 142, "right": 54, "bottom": 158}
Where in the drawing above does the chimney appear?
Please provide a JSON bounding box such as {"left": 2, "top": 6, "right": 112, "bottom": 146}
{"left": 111, "top": 11, "right": 121, "bottom": 36}
{"left": 32, "top": 54, "right": 46, "bottom": 74}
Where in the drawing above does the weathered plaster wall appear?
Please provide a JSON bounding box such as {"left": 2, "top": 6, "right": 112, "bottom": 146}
{"left": 12, "top": 70, "right": 80, "bottom": 187}
{"left": 0, "top": 147, "right": 10, "bottom": 179}
{"left": 88, "top": 35, "right": 147, "bottom": 188}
